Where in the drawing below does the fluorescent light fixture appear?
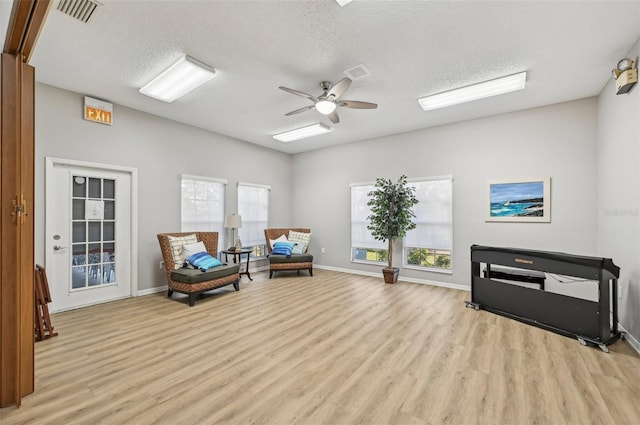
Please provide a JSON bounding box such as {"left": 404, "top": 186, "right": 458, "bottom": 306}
{"left": 273, "top": 123, "right": 331, "bottom": 143}
{"left": 139, "top": 56, "right": 216, "bottom": 103}
{"left": 336, "top": 0, "right": 353, "bottom": 6}
{"left": 418, "top": 71, "right": 527, "bottom": 111}
{"left": 315, "top": 100, "right": 337, "bottom": 114}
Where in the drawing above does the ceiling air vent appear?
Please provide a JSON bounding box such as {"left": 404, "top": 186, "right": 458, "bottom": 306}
{"left": 56, "top": 0, "right": 101, "bottom": 23}
{"left": 343, "top": 64, "right": 371, "bottom": 81}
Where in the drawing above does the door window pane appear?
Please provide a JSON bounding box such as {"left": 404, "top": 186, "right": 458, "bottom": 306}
{"left": 103, "top": 179, "right": 115, "bottom": 199}
{"left": 88, "top": 178, "right": 101, "bottom": 198}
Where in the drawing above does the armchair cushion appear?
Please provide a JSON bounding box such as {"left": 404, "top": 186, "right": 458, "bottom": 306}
{"left": 268, "top": 253, "right": 313, "bottom": 264}
{"left": 171, "top": 263, "right": 240, "bottom": 284}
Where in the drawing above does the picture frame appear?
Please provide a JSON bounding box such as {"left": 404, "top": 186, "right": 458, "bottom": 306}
{"left": 486, "top": 177, "right": 551, "bottom": 222}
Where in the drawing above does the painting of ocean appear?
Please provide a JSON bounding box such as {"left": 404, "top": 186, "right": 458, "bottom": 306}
{"left": 489, "top": 181, "right": 544, "bottom": 218}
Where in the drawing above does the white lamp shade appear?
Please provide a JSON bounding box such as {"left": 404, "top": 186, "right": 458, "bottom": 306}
{"left": 224, "top": 214, "right": 242, "bottom": 229}
{"left": 315, "top": 100, "right": 337, "bottom": 114}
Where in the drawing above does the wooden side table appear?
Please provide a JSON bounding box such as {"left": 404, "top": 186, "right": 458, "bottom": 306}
{"left": 221, "top": 249, "right": 253, "bottom": 281}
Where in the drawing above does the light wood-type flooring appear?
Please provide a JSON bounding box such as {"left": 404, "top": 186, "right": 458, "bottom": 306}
{"left": 1, "top": 269, "right": 639, "bottom": 425}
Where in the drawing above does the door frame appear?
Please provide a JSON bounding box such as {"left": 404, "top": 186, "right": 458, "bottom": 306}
{"left": 45, "top": 157, "right": 138, "bottom": 303}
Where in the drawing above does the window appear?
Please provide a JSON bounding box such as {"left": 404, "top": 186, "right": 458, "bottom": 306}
{"left": 404, "top": 177, "right": 453, "bottom": 272}
{"left": 238, "top": 182, "right": 270, "bottom": 258}
{"left": 181, "top": 175, "right": 227, "bottom": 250}
{"left": 350, "top": 183, "right": 387, "bottom": 264}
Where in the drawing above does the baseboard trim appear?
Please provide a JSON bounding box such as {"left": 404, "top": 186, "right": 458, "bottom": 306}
{"left": 137, "top": 285, "right": 167, "bottom": 296}
{"left": 618, "top": 323, "right": 640, "bottom": 355}
{"left": 314, "top": 264, "right": 469, "bottom": 292}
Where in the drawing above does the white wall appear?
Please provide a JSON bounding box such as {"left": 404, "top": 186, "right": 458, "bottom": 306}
{"left": 35, "top": 83, "right": 293, "bottom": 291}
{"left": 597, "top": 39, "right": 640, "bottom": 344}
{"left": 293, "top": 99, "right": 599, "bottom": 290}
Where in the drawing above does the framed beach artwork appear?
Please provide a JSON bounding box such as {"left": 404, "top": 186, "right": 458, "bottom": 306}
{"left": 486, "top": 177, "right": 551, "bottom": 222}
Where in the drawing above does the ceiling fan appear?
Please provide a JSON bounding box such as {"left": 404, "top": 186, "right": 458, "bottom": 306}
{"left": 279, "top": 78, "right": 377, "bottom": 124}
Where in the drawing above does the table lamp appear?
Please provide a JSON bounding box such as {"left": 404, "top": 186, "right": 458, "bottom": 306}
{"left": 224, "top": 214, "right": 242, "bottom": 251}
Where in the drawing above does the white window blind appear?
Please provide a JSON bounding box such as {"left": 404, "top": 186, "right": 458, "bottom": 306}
{"left": 351, "top": 183, "right": 386, "bottom": 251}
{"left": 237, "top": 183, "right": 270, "bottom": 249}
{"left": 404, "top": 177, "right": 453, "bottom": 271}
{"left": 181, "top": 176, "right": 226, "bottom": 247}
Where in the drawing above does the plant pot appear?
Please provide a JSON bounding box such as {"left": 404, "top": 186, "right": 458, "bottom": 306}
{"left": 382, "top": 267, "right": 399, "bottom": 284}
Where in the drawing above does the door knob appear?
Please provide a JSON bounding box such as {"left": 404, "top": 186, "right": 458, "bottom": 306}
{"left": 53, "top": 245, "right": 68, "bottom": 251}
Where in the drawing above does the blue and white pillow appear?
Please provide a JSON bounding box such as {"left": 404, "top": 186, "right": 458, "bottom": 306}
{"left": 272, "top": 241, "right": 295, "bottom": 257}
{"left": 186, "top": 251, "right": 223, "bottom": 271}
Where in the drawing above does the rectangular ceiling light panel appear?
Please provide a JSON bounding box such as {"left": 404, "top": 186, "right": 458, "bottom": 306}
{"left": 273, "top": 123, "right": 331, "bottom": 142}
{"left": 139, "top": 56, "right": 216, "bottom": 103}
{"left": 336, "top": 0, "right": 354, "bottom": 6}
{"left": 418, "top": 71, "right": 527, "bottom": 111}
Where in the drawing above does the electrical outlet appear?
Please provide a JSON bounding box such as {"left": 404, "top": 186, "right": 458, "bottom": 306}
{"left": 321, "top": 248, "right": 326, "bottom": 254}
{"left": 159, "top": 261, "right": 164, "bottom": 270}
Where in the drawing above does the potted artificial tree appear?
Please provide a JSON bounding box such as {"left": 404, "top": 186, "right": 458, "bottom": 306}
{"left": 367, "top": 175, "right": 419, "bottom": 284}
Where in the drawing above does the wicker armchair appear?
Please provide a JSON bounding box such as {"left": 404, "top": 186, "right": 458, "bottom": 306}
{"left": 264, "top": 228, "right": 313, "bottom": 279}
{"left": 157, "top": 232, "right": 240, "bottom": 306}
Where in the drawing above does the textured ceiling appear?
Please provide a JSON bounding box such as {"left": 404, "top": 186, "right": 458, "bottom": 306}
{"left": 12, "top": 1, "right": 640, "bottom": 154}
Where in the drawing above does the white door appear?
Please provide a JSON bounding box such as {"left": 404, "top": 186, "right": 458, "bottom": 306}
{"left": 46, "top": 158, "right": 135, "bottom": 312}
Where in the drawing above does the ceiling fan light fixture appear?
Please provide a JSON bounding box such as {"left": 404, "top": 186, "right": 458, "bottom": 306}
{"left": 139, "top": 56, "right": 216, "bottom": 103}
{"left": 273, "top": 123, "right": 331, "bottom": 143}
{"left": 418, "top": 71, "right": 527, "bottom": 111}
{"left": 315, "top": 100, "right": 337, "bottom": 115}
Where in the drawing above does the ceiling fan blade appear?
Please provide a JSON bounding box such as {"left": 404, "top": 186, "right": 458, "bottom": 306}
{"left": 327, "top": 78, "right": 352, "bottom": 99}
{"left": 339, "top": 100, "right": 378, "bottom": 109}
{"left": 285, "top": 105, "right": 315, "bottom": 116}
{"left": 279, "top": 86, "right": 318, "bottom": 102}
{"left": 328, "top": 110, "right": 340, "bottom": 124}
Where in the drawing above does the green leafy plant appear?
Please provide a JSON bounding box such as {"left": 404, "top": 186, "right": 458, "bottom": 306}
{"left": 367, "top": 175, "right": 419, "bottom": 270}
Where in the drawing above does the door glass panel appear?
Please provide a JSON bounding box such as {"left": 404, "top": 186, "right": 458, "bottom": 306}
{"left": 72, "top": 244, "right": 86, "bottom": 266}
{"left": 88, "top": 178, "right": 101, "bottom": 198}
{"left": 88, "top": 222, "right": 101, "bottom": 242}
{"left": 73, "top": 222, "right": 86, "bottom": 243}
{"left": 72, "top": 199, "right": 85, "bottom": 220}
{"left": 88, "top": 264, "right": 102, "bottom": 286}
{"left": 103, "top": 179, "right": 115, "bottom": 199}
{"left": 70, "top": 175, "right": 117, "bottom": 291}
{"left": 104, "top": 201, "right": 115, "bottom": 220}
{"left": 103, "top": 222, "right": 114, "bottom": 241}
{"left": 73, "top": 176, "right": 86, "bottom": 197}
{"left": 72, "top": 266, "right": 87, "bottom": 289}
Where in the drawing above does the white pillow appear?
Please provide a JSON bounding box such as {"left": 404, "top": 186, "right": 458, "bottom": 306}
{"left": 182, "top": 241, "right": 208, "bottom": 261}
{"left": 270, "top": 234, "right": 288, "bottom": 249}
{"left": 167, "top": 234, "right": 197, "bottom": 269}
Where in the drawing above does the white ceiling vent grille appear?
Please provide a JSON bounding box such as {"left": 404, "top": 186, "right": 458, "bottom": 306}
{"left": 57, "top": 0, "right": 101, "bottom": 23}
{"left": 343, "top": 64, "right": 371, "bottom": 81}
